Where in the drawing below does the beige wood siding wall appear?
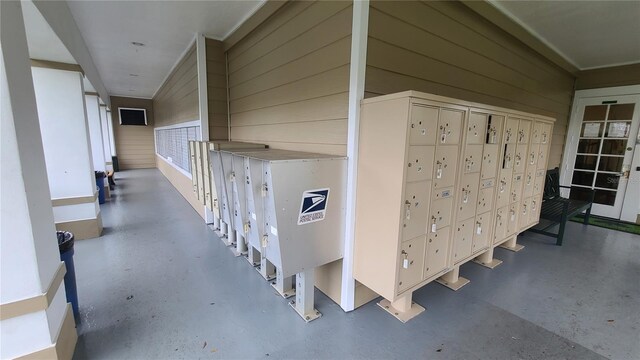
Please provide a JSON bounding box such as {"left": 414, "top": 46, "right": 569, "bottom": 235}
{"left": 206, "top": 38, "right": 229, "bottom": 140}
{"left": 153, "top": 44, "right": 199, "bottom": 127}
{"left": 110, "top": 96, "right": 155, "bottom": 169}
{"left": 365, "top": 0, "right": 576, "bottom": 168}
{"left": 576, "top": 63, "right": 640, "bottom": 90}
{"left": 226, "top": 0, "right": 352, "bottom": 156}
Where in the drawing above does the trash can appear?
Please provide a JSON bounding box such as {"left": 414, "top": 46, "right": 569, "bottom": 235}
{"left": 95, "top": 171, "right": 106, "bottom": 204}
{"left": 57, "top": 231, "right": 79, "bottom": 321}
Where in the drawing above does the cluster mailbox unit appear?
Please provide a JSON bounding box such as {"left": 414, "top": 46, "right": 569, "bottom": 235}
{"left": 353, "top": 91, "right": 554, "bottom": 322}
{"left": 200, "top": 143, "right": 346, "bottom": 322}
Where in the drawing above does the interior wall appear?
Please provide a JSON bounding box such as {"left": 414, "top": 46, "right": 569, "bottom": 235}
{"left": 364, "top": 0, "right": 576, "bottom": 168}
{"left": 153, "top": 44, "right": 199, "bottom": 127}
{"left": 206, "top": 38, "right": 228, "bottom": 140}
{"left": 152, "top": 42, "right": 206, "bottom": 218}
{"left": 226, "top": 0, "right": 353, "bottom": 155}
{"left": 110, "top": 96, "right": 155, "bottom": 169}
{"left": 576, "top": 63, "right": 640, "bottom": 90}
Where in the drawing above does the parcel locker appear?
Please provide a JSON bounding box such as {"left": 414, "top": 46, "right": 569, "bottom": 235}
{"left": 244, "top": 150, "right": 347, "bottom": 322}
{"left": 209, "top": 142, "right": 268, "bottom": 242}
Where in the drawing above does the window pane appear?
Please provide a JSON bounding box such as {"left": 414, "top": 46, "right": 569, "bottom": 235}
{"left": 569, "top": 187, "right": 593, "bottom": 202}
{"left": 583, "top": 105, "right": 608, "bottom": 121}
{"left": 598, "top": 156, "right": 624, "bottom": 172}
{"left": 574, "top": 155, "right": 598, "bottom": 170}
{"left": 577, "top": 139, "right": 601, "bottom": 154}
{"left": 594, "top": 189, "right": 616, "bottom": 206}
{"left": 601, "top": 140, "right": 626, "bottom": 155}
{"left": 607, "top": 103, "right": 635, "bottom": 120}
{"left": 572, "top": 171, "right": 594, "bottom": 187}
{"left": 595, "top": 173, "right": 620, "bottom": 189}
{"left": 581, "top": 122, "right": 602, "bottom": 138}
{"left": 605, "top": 122, "right": 631, "bottom": 138}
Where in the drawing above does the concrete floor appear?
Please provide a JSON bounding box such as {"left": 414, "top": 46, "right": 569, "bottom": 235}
{"left": 72, "top": 169, "right": 639, "bottom": 360}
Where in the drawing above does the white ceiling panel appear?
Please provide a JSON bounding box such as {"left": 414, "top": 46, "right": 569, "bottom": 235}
{"left": 492, "top": 0, "right": 640, "bottom": 70}
{"left": 67, "top": 0, "right": 264, "bottom": 98}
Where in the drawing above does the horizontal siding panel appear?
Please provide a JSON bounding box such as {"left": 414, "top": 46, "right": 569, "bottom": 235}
{"left": 365, "top": 66, "right": 566, "bottom": 121}
{"left": 227, "top": 1, "right": 315, "bottom": 62}
{"left": 367, "top": 39, "right": 570, "bottom": 116}
{"left": 230, "top": 64, "right": 349, "bottom": 114}
{"left": 232, "top": 92, "right": 348, "bottom": 127}
{"left": 230, "top": 36, "right": 351, "bottom": 100}
{"left": 154, "top": 44, "right": 199, "bottom": 127}
{"left": 368, "top": 8, "right": 572, "bottom": 105}
{"left": 229, "top": 1, "right": 349, "bottom": 72}
{"left": 229, "top": 8, "right": 352, "bottom": 87}
{"left": 372, "top": 1, "right": 573, "bottom": 88}
{"left": 231, "top": 118, "right": 347, "bottom": 145}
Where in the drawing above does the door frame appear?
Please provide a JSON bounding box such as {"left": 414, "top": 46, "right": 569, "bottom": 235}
{"left": 561, "top": 85, "right": 640, "bottom": 220}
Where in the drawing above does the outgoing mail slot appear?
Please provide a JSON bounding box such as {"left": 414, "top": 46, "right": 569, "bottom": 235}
{"left": 452, "top": 217, "right": 474, "bottom": 264}
{"left": 433, "top": 145, "right": 458, "bottom": 189}
{"left": 463, "top": 145, "right": 483, "bottom": 173}
{"left": 402, "top": 180, "right": 432, "bottom": 241}
{"left": 406, "top": 146, "right": 435, "bottom": 182}
{"left": 457, "top": 173, "right": 480, "bottom": 221}
{"left": 409, "top": 105, "right": 438, "bottom": 145}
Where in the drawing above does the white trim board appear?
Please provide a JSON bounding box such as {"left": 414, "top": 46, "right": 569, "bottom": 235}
{"left": 341, "top": 0, "right": 369, "bottom": 313}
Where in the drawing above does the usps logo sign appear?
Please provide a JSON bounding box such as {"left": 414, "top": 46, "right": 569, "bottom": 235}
{"left": 297, "top": 188, "right": 330, "bottom": 225}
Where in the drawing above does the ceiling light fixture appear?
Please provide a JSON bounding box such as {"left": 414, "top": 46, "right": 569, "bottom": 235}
{"left": 131, "top": 42, "right": 145, "bottom": 47}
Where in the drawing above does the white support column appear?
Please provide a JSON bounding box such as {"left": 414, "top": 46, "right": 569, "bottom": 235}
{"left": 1, "top": 2, "right": 76, "bottom": 358}
{"left": 196, "top": 33, "right": 215, "bottom": 224}
{"left": 106, "top": 109, "right": 116, "bottom": 157}
{"left": 341, "top": 0, "right": 370, "bottom": 312}
{"left": 99, "top": 103, "right": 114, "bottom": 172}
{"left": 32, "top": 66, "right": 102, "bottom": 240}
{"left": 85, "top": 94, "right": 107, "bottom": 172}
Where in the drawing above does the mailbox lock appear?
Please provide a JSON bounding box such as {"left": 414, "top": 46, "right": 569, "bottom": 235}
{"left": 261, "top": 235, "right": 268, "bottom": 249}
{"left": 515, "top": 154, "right": 521, "bottom": 166}
{"left": 518, "top": 129, "right": 525, "bottom": 142}
{"left": 523, "top": 204, "right": 527, "bottom": 215}
{"left": 436, "top": 161, "right": 443, "bottom": 179}
{"left": 506, "top": 129, "right": 512, "bottom": 142}
{"left": 500, "top": 180, "right": 506, "bottom": 193}
{"left": 402, "top": 250, "right": 409, "bottom": 269}
{"left": 431, "top": 216, "right": 437, "bottom": 233}
{"left": 261, "top": 184, "right": 268, "bottom": 197}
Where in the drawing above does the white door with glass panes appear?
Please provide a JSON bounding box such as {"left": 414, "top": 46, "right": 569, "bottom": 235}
{"left": 562, "top": 86, "right": 640, "bottom": 220}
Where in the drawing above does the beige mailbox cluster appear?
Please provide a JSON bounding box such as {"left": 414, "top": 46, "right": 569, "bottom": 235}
{"left": 353, "top": 91, "right": 554, "bottom": 322}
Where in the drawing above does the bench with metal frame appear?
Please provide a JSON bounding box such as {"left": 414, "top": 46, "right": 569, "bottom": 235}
{"left": 528, "top": 167, "right": 595, "bottom": 246}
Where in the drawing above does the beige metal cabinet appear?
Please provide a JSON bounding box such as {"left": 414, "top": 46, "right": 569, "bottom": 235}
{"left": 354, "top": 91, "right": 554, "bottom": 323}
